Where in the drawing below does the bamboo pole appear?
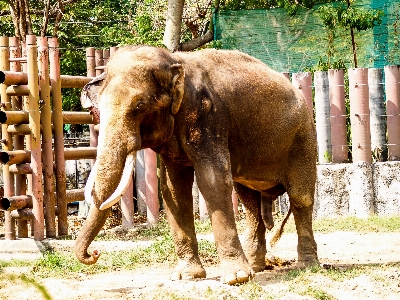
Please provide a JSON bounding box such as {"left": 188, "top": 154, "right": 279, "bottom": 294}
{"left": 0, "top": 36, "right": 16, "bottom": 240}
{"left": 38, "top": 36, "right": 56, "bottom": 237}
{"left": 26, "top": 35, "right": 44, "bottom": 240}
{"left": 49, "top": 37, "right": 68, "bottom": 236}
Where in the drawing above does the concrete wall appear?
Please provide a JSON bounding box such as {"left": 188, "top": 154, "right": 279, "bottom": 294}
{"left": 314, "top": 161, "right": 400, "bottom": 218}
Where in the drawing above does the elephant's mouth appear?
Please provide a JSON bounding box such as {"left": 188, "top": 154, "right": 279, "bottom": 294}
{"left": 85, "top": 152, "right": 136, "bottom": 210}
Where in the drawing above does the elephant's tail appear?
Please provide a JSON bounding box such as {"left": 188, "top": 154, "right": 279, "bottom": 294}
{"left": 268, "top": 207, "right": 292, "bottom": 248}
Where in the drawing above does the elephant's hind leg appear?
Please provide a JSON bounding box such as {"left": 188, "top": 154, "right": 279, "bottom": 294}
{"left": 160, "top": 160, "right": 206, "bottom": 280}
{"left": 234, "top": 183, "right": 267, "bottom": 273}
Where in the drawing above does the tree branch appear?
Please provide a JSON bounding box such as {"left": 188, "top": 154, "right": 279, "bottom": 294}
{"left": 180, "top": 30, "right": 213, "bottom": 51}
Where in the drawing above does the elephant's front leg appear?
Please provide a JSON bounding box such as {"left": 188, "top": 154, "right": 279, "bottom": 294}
{"left": 195, "top": 163, "right": 254, "bottom": 284}
{"left": 160, "top": 160, "right": 206, "bottom": 280}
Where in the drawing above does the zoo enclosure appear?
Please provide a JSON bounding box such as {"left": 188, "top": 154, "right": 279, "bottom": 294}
{"left": 1, "top": 35, "right": 400, "bottom": 241}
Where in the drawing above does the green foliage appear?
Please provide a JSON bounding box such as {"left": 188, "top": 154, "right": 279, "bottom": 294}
{"left": 318, "top": 3, "right": 383, "bottom": 31}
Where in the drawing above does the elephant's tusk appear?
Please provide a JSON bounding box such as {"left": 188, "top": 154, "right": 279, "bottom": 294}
{"left": 99, "top": 153, "right": 135, "bottom": 210}
{"left": 84, "top": 160, "right": 98, "bottom": 206}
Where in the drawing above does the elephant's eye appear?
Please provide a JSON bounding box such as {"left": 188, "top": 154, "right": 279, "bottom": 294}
{"left": 135, "top": 101, "right": 145, "bottom": 110}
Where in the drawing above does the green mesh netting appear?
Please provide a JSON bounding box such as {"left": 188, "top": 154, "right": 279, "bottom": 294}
{"left": 214, "top": 1, "right": 400, "bottom": 73}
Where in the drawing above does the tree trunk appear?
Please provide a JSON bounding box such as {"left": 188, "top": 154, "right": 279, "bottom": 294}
{"left": 8, "top": 0, "right": 34, "bottom": 41}
{"left": 163, "top": 0, "right": 185, "bottom": 52}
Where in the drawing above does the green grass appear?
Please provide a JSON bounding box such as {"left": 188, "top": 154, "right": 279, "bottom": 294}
{"left": 282, "top": 215, "right": 400, "bottom": 234}
{"left": 0, "top": 272, "right": 53, "bottom": 300}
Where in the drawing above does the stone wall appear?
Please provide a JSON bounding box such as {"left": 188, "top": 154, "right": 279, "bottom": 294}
{"left": 314, "top": 161, "right": 400, "bottom": 218}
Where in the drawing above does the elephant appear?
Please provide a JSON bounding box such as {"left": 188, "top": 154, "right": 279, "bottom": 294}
{"left": 75, "top": 45, "right": 319, "bottom": 285}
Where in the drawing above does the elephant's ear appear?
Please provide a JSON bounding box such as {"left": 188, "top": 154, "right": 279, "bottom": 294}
{"left": 80, "top": 72, "right": 107, "bottom": 109}
{"left": 170, "top": 64, "right": 185, "bottom": 114}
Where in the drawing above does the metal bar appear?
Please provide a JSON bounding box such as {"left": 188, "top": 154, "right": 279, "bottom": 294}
{"left": 27, "top": 35, "right": 44, "bottom": 240}
{"left": 0, "top": 195, "right": 32, "bottom": 211}
{"left": 1, "top": 36, "right": 16, "bottom": 240}
{"left": 0, "top": 111, "right": 29, "bottom": 124}
{"left": 49, "top": 37, "right": 68, "bottom": 236}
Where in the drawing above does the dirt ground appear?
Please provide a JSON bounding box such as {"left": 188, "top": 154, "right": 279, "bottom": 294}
{"left": 1, "top": 229, "right": 400, "bottom": 300}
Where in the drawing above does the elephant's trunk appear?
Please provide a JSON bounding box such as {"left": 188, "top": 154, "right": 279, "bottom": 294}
{"left": 75, "top": 204, "right": 111, "bottom": 265}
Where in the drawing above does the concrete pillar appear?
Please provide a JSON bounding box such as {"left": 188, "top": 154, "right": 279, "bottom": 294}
{"left": 368, "top": 68, "right": 387, "bottom": 161}
{"left": 329, "top": 69, "right": 348, "bottom": 163}
{"left": 348, "top": 68, "right": 371, "bottom": 163}
{"left": 384, "top": 66, "right": 400, "bottom": 161}
{"left": 348, "top": 68, "right": 373, "bottom": 217}
{"left": 292, "top": 72, "right": 313, "bottom": 118}
{"left": 314, "top": 71, "right": 332, "bottom": 163}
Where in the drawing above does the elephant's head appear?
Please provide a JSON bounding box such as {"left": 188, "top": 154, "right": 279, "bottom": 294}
{"left": 75, "top": 46, "right": 185, "bottom": 265}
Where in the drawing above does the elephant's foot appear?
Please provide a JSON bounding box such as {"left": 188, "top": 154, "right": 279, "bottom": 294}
{"left": 220, "top": 259, "right": 255, "bottom": 285}
{"left": 170, "top": 260, "right": 206, "bottom": 280}
{"left": 297, "top": 235, "right": 319, "bottom": 268}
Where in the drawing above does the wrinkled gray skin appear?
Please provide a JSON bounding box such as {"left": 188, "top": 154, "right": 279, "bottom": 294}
{"left": 75, "top": 46, "right": 318, "bottom": 285}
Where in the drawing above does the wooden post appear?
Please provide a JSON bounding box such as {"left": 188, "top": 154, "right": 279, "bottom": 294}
{"left": 369, "top": 68, "right": 387, "bottom": 161}
{"left": 292, "top": 72, "right": 313, "bottom": 118}
{"left": 329, "top": 69, "right": 348, "bottom": 163}
{"left": 384, "top": 66, "right": 400, "bottom": 161}
{"left": 314, "top": 71, "right": 332, "bottom": 163}
{"left": 26, "top": 35, "right": 44, "bottom": 240}
{"left": 348, "top": 68, "right": 371, "bottom": 163}
{"left": 95, "top": 49, "right": 103, "bottom": 77}
{"left": 0, "top": 36, "right": 16, "bottom": 240}
{"left": 9, "top": 36, "right": 28, "bottom": 237}
{"left": 49, "top": 37, "right": 68, "bottom": 236}
{"left": 38, "top": 36, "right": 56, "bottom": 237}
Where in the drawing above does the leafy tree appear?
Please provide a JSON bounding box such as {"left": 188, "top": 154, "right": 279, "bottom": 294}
{"left": 317, "top": 0, "right": 383, "bottom": 68}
